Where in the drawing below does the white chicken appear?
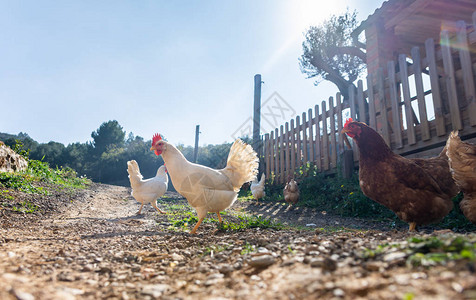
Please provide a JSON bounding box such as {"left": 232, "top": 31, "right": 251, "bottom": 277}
{"left": 150, "top": 134, "right": 258, "bottom": 234}
{"left": 250, "top": 173, "right": 266, "bottom": 201}
{"left": 127, "top": 160, "right": 168, "bottom": 215}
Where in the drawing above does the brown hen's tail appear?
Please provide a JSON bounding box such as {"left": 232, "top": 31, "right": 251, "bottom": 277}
{"left": 224, "top": 139, "right": 259, "bottom": 191}
{"left": 460, "top": 194, "right": 476, "bottom": 225}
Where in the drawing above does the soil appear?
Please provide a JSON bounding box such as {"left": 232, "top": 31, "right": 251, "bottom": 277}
{"left": 1, "top": 183, "right": 475, "bottom": 299}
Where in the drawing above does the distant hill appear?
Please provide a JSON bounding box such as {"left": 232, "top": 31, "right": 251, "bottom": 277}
{"left": 0, "top": 132, "right": 32, "bottom": 142}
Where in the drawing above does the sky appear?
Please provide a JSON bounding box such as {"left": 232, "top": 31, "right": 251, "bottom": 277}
{"left": 1, "top": 0, "right": 385, "bottom": 147}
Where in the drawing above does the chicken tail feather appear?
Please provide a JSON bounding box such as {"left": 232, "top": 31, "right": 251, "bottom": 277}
{"left": 225, "top": 139, "right": 259, "bottom": 191}
{"left": 460, "top": 194, "right": 476, "bottom": 224}
{"left": 127, "top": 160, "right": 143, "bottom": 188}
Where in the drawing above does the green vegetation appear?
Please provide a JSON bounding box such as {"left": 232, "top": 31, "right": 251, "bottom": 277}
{"left": 406, "top": 235, "right": 476, "bottom": 267}
{"left": 217, "top": 215, "right": 284, "bottom": 232}
{"left": 241, "top": 242, "right": 255, "bottom": 255}
{"left": 362, "top": 235, "right": 476, "bottom": 268}
{"left": 160, "top": 197, "right": 283, "bottom": 233}
{"left": 265, "top": 168, "right": 397, "bottom": 220}
{"left": 0, "top": 141, "right": 90, "bottom": 213}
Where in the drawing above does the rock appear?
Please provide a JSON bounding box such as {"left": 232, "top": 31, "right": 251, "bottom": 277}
{"left": 0, "top": 144, "right": 28, "bottom": 172}
{"left": 248, "top": 255, "right": 276, "bottom": 269}
{"left": 333, "top": 288, "right": 345, "bottom": 297}
{"left": 219, "top": 264, "right": 234, "bottom": 275}
{"left": 310, "top": 257, "right": 337, "bottom": 272}
{"left": 11, "top": 289, "right": 35, "bottom": 300}
{"left": 141, "top": 284, "right": 170, "bottom": 298}
{"left": 205, "top": 273, "right": 224, "bottom": 286}
{"left": 383, "top": 252, "right": 407, "bottom": 263}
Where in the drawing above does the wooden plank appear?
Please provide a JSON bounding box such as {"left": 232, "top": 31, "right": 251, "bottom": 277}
{"left": 457, "top": 20, "right": 476, "bottom": 127}
{"left": 336, "top": 93, "right": 344, "bottom": 154}
{"left": 274, "top": 128, "right": 279, "bottom": 183}
{"left": 314, "top": 104, "right": 322, "bottom": 170}
{"left": 302, "top": 112, "right": 308, "bottom": 163}
{"left": 411, "top": 46, "right": 431, "bottom": 141}
{"left": 307, "top": 108, "right": 314, "bottom": 164}
{"left": 288, "top": 121, "right": 295, "bottom": 179}
{"left": 264, "top": 133, "right": 270, "bottom": 180}
{"left": 279, "top": 125, "right": 285, "bottom": 184}
{"left": 388, "top": 60, "right": 404, "bottom": 148}
{"left": 285, "top": 122, "right": 291, "bottom": 181}
{"left": 295, "top": 115, "right": 302, "bottom": 173}
{"left": 357, "top": 80, "right": 366, "bottom": 123}
{"left": 349, "top": 84, "right": 357, "bottom": 120}
{"left": 321, "top": 101, "right": 330, "bottom": 170}
{"left": 425, "top": 38, "right": 446, "bottom": 136}
{"left": 367, "top": 74, "right": 377, "bottom": 129}
{"left": 398, "top": 54, "right": 417, "bottom": 145}
{"left": 268, "top": 132, "right": 274, "bottom": 182}
{"left": 441, "top": 30, "right": 463, "bottom": 131}
{"left": 329, "top": 97, "right": 337, "bottom": 168}
{"left": 377, "top": 67, "right": 391, "bottom": 145}
{"left": 384, "top": 0, "right": 433, "bottom": 29}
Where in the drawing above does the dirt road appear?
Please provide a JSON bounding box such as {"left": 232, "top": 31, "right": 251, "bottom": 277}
{"left": 0, "top": 183, "right": 475, "bottom": 299}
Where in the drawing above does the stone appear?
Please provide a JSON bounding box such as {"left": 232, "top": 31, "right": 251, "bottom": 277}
{"left": 0, "top": 144, "right": 28, "bottom": 173}
{"left": 248, "top": 255, "right": 275, "bottom": 269}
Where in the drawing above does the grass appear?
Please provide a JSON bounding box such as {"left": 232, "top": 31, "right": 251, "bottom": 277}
{"left": 240, "top": 242, "right": 255, "bottom": 255}
{"left": 217, "top": 215, "right": 284, "bottom": 232}
{"left": 362, "top": 235, "right": 476, "bottom": 268}
{"left": 160, "top": 197, "right": 284, "bottom": 233}
{"left": 0, "top": 141, "right": 91, "bottom": 213}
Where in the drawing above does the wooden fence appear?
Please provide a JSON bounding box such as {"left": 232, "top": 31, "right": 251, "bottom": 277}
{"left": 263, "top": 13, "right": 476, "bottom": 184}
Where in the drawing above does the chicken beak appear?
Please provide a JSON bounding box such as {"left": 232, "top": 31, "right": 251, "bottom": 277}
{"left": 341, "top": 131, "right": 352, "bottom": 150}
{"left": 150, "top": 146, "right": 155, "bottom": 151}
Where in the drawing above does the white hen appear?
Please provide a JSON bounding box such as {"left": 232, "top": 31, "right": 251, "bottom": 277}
{"left": 250, "top": 173, "right": 266, "bottom": 201}
{"left": 150, "top": 134, "right": 258, "bottom": 234}
{"left": 127, "top": 160, "right": 168, "bottom": 215}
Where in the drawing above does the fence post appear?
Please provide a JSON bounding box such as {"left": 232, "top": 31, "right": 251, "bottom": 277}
{"left": 252, "top": 74, "right": 262, "bottom": 154}
{"left": 342, "top": 150, "right": 354, "bottom": 179}
{"left": 193, "top": 125, "right": 200, "bottom": 163}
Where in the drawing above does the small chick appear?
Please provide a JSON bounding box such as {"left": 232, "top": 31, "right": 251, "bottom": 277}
{"left": 284, "top": 178, "right": 299, "bottom": 205}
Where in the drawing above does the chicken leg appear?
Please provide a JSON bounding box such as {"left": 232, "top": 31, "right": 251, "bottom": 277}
{"left": 151, "top": 201, "right": 167, "bottom": 214}
{"left": 190, "top": 217, "right": 204, "bottom": 234}
{"left": 409, "top": 222, "right": 417, "bottom": 232}
{"left": 217, "top": 212, "right": 222, "bottom": 223}
{"left": 137, "top": 203, "right": 144, "bottom": 215}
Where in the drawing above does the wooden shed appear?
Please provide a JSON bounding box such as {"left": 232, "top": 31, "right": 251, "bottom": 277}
{"left": 353, "top": 0, "right": 476, "bottom": 75}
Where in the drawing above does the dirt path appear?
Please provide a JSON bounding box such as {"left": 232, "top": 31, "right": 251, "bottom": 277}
{"left": 0, "top": 183, "right": 475, "bottom": 299}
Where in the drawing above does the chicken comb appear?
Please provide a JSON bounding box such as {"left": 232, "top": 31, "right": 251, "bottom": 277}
{"left": 152, "top": 133, "right": 163, "bottom": 145}
{"left": 344, "top": 117, "right": 354, "bottom": 128}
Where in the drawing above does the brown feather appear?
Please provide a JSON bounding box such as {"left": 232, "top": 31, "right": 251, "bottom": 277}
{"left": 343, "top": 121, "right": 459, "bottom": 228}
{"left": 446, "top": 131, "right": 476, "bottom": 224}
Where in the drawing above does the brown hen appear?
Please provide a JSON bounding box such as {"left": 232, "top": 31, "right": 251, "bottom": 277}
{"left": 284, "top": 178, "right": 300, "bottom": 205}
{"left": 342, "top": 119, "right": 459, "bottom": 231}
{"left": 446, "top": 131, "right": 476, "bottom": 224}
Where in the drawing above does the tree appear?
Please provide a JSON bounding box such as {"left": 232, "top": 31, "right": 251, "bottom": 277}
{"left": 32, "top": 141, "right": 66, "bottom": 168}
{"left": 299, "top": 9, "right": 366, "bottom": 101}
{"left": 91, "top": 120, "right": 126, "bottom": 154}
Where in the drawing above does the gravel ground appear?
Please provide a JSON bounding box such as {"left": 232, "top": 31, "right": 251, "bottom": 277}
{"left": 0, "top": 183, "right": 475, "bottom": 299}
